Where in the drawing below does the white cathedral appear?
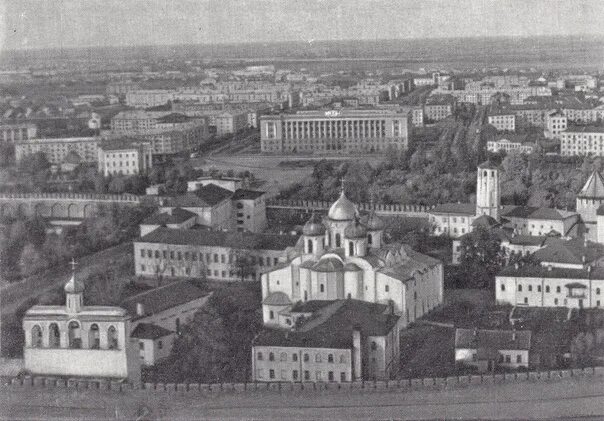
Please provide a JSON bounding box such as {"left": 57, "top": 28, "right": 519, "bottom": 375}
{"left": 260, "top": 187, "right": 444, "bottom": 330}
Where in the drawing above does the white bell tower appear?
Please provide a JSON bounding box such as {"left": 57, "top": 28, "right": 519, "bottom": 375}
{"left": 476, "top": 161, "right": 500, "bottom": 220}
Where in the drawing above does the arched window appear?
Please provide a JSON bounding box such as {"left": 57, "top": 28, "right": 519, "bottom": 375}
{"left": 31, "top": 325, "right": 43, "bottom": 348}
{"left": 597, "top": 288, "right": 601, "bottom": 295}
{"left": 307, "top": 239, "right": 313, "bottom": 253}
{"left": 348, "top": 241, "right": 354, "bottom": 256}
{"left": 328, "top": 354, "right": 334, "bottom": 363}
{"left": 367, "top": 234, "right": 372, "bottom": 245}
{"left": 304, "top": 353, "right": 310, "bottom": 362}
{"left": 49, "top": 323, "right": 60, "bottom": 348}
{"left": 107, "top": 326, "right": 118, "bottom": 350}
{"left": 269, "top": 352, "right": 275, "bottom": 361}
{"left": 88, "top": 324, "right": 100, "bottom": 349}
{"left": 68, "top": 321, "right": 81, "bottom": 349}
{"left": 335, "top": 233, "right": 341, "bottom": 248}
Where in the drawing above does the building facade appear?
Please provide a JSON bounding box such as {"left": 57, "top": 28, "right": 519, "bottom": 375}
{"left": 98, "top": 141, "right": 153, "bottom": 176}
{"left": 488, "top": 112, "right": 516, "bottom": 132}
{"left": 15, "top": 137, "right": 99, "bottom": 164}
{"left": 560, "top": 126, "right": 604, "bottom": 157}
{"left": 455, "top": 328, "right": 531, "bottom": 372}
{"left": 0, "top": 122, "right": 37, "bottom": 143}
{"left": 260, "top": 109, "right": 411, "bottom": 154}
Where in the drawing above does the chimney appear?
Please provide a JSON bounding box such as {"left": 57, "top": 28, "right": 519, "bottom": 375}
{"left": 352, "top": 328, "right": 362, "bottom": 382}
{"left": 136, "top": 302, "right": 145, "bottom": 316}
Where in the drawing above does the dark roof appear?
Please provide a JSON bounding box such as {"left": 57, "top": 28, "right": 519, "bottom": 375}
{"left": 501, "top": 206, "right": 574, "bottom": 221}
{"left": 497, "top": 263, "right": 604, "bottom": 280}
{"left": 165, "top": 184, "right": 233, "bottom": 208}
{"left": 430, "top": 203, "right": 475, "bottom": 215}
{"left": 478, "top": 160, "right": 499, "bottom": 170}
{"left": 502, "top": 206, "right": 538, "bottom": 218}
{"left": 289, "top": 300, "right": 335, "bottom": 313}
{"left": 155, "top": 113, "right": 191, "bottom": 124}
{"left": 566, "top": 125, "right": 604, "bottom": 133}
{"left": 455, "top": 328, "right": 531, "bottom": 351}
{"left": 142, "top": 208, "right": 197, "bottom": 225}
{"left": 121, "top": 280, "right": 209, "bottom": 320}
{"left": 471, "top": 214, "right": 499, "bottom": 228}
{"left": 130, "top": 323, "right": 173, "bottom": 339}
{"left": 506, "top": 235, "right": 548, "bottom": 246}
{"left": 425, "top": 94, "right": 455, "bottom": 106}
{"left": 578, "top": 171, "right": 604, "bottom": 199}
{"left": 253, "top": 299, "right": 399, "bottom": 349}
{"left": 263, "top": 292, "right": 292, "bottom": 306}
{"left": 137, "top": 227, "right": 300, "bottom": 251}
{"left": 231, "top": 189, "right": 265, "bottom": 200}
{"left": 532, "top": 238, "right": 604, "bottom": 265}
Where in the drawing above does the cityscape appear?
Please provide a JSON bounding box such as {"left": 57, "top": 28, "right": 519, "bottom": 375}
{"left": 2, "top": 0, "right": 604, "bottom": 419}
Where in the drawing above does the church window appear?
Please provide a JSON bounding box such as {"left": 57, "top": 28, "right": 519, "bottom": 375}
{"left": 49, "top": 323, "right": 60, "bottom": 348}
{"left": 348, "top": 242, "right": 354, "bottom": 256}
{"left": 328, "top": 371, "right": 334, "bottom": 381}
{"left": 89, "top": 324, "right": 100, "bottom": 349}
{"left": 501, "top": 284, "right": 505, "bottom": 291}
{"left": 107, "top": 326, "right": 118, "bottom": 349}
{"left": 385, "top": 285, "right": 389, "bottom": 293}
{"left": 556, "top": 286, "right": 561, "bottom": 293}
{"left": 269, "top": 310, "right": 274, "bottom": 319}
{"left": 328, "top": 354, "right": 334, "bottom": 363}
{"left": 177, "top": 251, "right": 182, "bottom": 260}
{"left": 269, "top": 352, "right": 275, "bottom": 361}
{"left": 304, "top": 353, "right": 310, "bottom": 362}
{"left": 257, "top": 352, "right": 263, "bottom": 361}
{"left": 367, "top": 235, "right": 372, "bottom": 245}
{"left": 335, "top": 233, "right": 341, "bottom": 248}
{"left": 31, "top": 325, "right": 43, "bottom": 348}
{"left": 68, "top": 321, "right": 81, "bottom": 349}
{"left": 554, "top": 298, "right": 559, "bottom": 305}
{"left": 280, "top": 352, "right": 287, "bottom": 362}
{"left": 307, "top": 240, "right": 313, "bottom": 254}
{"left": 320, "top": 284, "right": 325, "bottom": 293}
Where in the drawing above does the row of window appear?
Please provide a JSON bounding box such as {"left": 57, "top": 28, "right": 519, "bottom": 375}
{"left": 257, "top": 368, "right": 346, "bottom": 382}
{"left": 472, "top": 353, "right": 523, "bottom": 363}
{"left": 258, "top": 351, "right": 346, "bottom": 364}
{"left": 503, "top": 284, "right": 601, "bottom": 295}
{"left": 139, "top": 248, "right": 278, "bottom": 267}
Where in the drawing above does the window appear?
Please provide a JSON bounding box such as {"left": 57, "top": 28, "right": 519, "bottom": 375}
{"left": 293, "top": 370, "right": 299, "bottom": 381}
{"left": 328, "top": 354, "right": 334, "bottom": 363}
{"left": 31, "top": 325, "right": 43, "bottom": 348}
{"left": 597, "top": 288, "right": 601, "bottom": 295}
{"left": 556, "top": 286, "right": 561, "bottom": 293}
{"left": 501, "top": 284, "right": 505, "bottom": 291}
{"left": 320, "top": 284, "right": 325, "bottom": 293}
{"left": 546, "top": 285, "right": 550, "bottom": 293}
{"left": 107, "top": 326, "right": 118, "bottom": 350}
{"left": 269, "top": 352, "right": 275, "bottom": 361}
{"left": 524, "top": 297, "right": 528, "bottom": 304}
{"left": 385, "top": 285, "right": 389, "bottom": 293}
{"left": 257, "top": 352, "right": 263, "bottom": 361}
{"left": 371, "top": 341, "right": 377, "bottom": 351}
{"left": 158, "top": 341, "right": 163, "bottom": 350}
{"left": 340, "top": 372, "right": 346, "bottom": 382}
{"left": 528, "top": 285, "right": 532, "bottom": 292}
{"left": 175, "top": 318, "right": 180, "bottom": 335}
{"left": 269, "top": 310, "right": 274, "bottom": 319}
{"left": 316, "top": 371, "right": 322, "bottom": 381}
{"left": 505, "top": 355, "right": 511, "bottom": 363}
{"left": 516, "top": 355, "right": 522, "bottom": 363}
{"left": 269, "top": 369, "right": 275, "bottom": 379}
{"left": 304, "top": 353, "right": 309, "bottom": 362}
{"left": 518, "top": 284, "right": 522, "bottom": 292}
{"left": 304, "top": 370, "right": 310, "bottom": 381}
{"left": 537, "top": 285, "right": 541, "bottom": 292}
{"left": 140, "top": 249, "right": 145, "bottom": 257}
{"left": 292, "top": 353, "right": 298, "bottom": 362}
{"left": 177, "top": 251, "right": 182, "bottom": 260}
{"left": 139, "top": 342, "right": 144, "bottom": 350}
{"left": 328, "top": 371, "right": 334, "bottom": 382}
{"left": 554, "top": 298, "right": 559, "bottom": 305}
{"left": 335, "top": 233, "right": 341, "bottom": 248}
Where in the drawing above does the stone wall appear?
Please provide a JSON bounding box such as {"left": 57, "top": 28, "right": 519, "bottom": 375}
{"left": 266, "top": 199, "right": 434, "bottom": 218}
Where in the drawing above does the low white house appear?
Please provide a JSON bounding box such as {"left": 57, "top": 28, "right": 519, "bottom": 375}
{"left": 455, "top": 328, "right": 531, "bottom": 372}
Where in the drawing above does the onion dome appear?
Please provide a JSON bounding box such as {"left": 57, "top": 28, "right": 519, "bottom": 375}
{"left": 364, "top": 210, "right": 385, "bottom": 231}
{"left": 344, "top": 216, "right": 368, "bottom": 239}
{"left": 328, "top": 190, "right": 357, "bottom": 221}
{"left": 302, "top": 212, "right": 326, "bottom": 236}
{"left": 64, "top": 273, "right": 84, "bottom": 294}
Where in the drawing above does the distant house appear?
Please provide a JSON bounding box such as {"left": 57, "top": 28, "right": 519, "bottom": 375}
{"left": 455, "top": 328, "right": 531, "bottom": 372}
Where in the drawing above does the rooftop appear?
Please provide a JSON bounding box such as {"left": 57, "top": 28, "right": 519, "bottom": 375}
{"left": 531, "top": 238, "right": 604, "bottom": 266}
{"left": 253, "top": 299, "right": 399, "bottom": 349}
{"left": 455, "top": 328, "right": 531, "bottom": 351}
{"left": 121, "top": 280, "right": 210, "bottom": 320}
{"left": 231, "top": 189, "right": 265, "bottom": 201}
{"left": 497, "top": 263, "right": 604, "bottom": 280}
{"left": 430, "top": 203, "right": 475, "bottom": 215}
{"left": 578, "top": 171, "right": 604, "bottom": 199}
{"left": 164, "top": 183, "right": 233, "bottom": 208}
{"left": 565, "top": 125, "right": 604, "bottom": 134}
{"left": 141, "top": 208, "right": 197, "bottom": 226}
{"left": 137, "top": 227, "right": 300, "bottom": 251}
{"left": 130, "top": 322, "right": 173, "bottom": 340}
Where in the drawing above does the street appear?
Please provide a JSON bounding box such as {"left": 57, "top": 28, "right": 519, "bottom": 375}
{"left": 2, "top": 375, "right": 604, "bottom": 420}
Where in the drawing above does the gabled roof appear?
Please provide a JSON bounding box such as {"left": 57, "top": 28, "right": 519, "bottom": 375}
{"left": 263, "top": 292, "right": 292, "bottom": 306}
{"left": 130, "top": 323, "right": 173, "bottom": 339}
{"left": 164, "top": 183, "right": 233, "bottom": 208}
{"left": 532, "top": 238, "right": 604, "bottom": 266}
{"left": 578, "top": 171, "right": 604, "bottom": 199}
{"left": 121, "top": 280, "right": 209, "bottom": 320}
{"left": 141, "top": 208, "right": 197, "bottom": 225}
{"left": 455, "top": 328, "right": 531, "bottom": 351}
{"left": 497, "top": 264, "right": 604, "bottom": 280}
{"left": 471, "top": 214, "right": 499, "bottom": 228}
{"left": 478, "top": 160, "right": 499, "bottom": 170}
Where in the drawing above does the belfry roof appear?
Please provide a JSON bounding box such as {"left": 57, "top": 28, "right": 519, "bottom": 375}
{"left": 578, "top": 171, "right": 604, "bottom": 199}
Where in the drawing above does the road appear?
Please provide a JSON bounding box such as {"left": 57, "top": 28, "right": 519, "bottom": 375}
{"left": 2, "top": 376, "right": 604, "bottom": 420}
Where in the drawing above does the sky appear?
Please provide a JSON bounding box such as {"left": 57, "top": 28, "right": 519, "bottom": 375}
{"left": 1, "top": 0, "right": 604, "bottom": 50}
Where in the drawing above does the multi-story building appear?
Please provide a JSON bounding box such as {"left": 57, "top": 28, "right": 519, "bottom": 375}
{"left": 487, "top": 136, "right": 535, "bottom": 154}
{"left": 122, "top": 281, "right": 211, "bottom": 366}
{"left": 544, "top": 111, "right": 567, "bottom": 139}
{"left": 232, "top": 189, "right": 267, "bottom": 233}
{"left": 424, "top": 95, "right": 455, "bottom": 122}
{"left": 495, "top": 238, "right": 604, "bottom": 308}
{"left": 560, "top": 126, "right": 604, "bottom": 156}
{"left": 22, "top": 270, "right": 140, "bottom": 381}
{"left": 260, "top": 109, "right": 411, "bottom": 154}
{"left": 97, "top": 140, "right": 153, "bottom": 177}
{"left": 125, "top": 90, "right": 175, "bottom": 108}
{"left": 252, "top": 299, "right": 400, "bottom": 382}
{"left": 488, "top": 111, "right": 516, "bottom": 132}
{"left": 0, "top": 122, "right": 37, "bottom": 143}
{"left": 133, "top": 228, "right": 300, "bottom": 282}
{"left": 214, "top": 111, "right": 248, "bottom": 135}
{"left": 15, "top": 137, "right": 99, "bottom": 164}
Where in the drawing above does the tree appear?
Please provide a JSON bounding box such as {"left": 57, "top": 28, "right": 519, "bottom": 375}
{"left": 108, "top": 176, "right": 127, "bottom": 194}
{"left": 83, "top": 268, "right": 125, "bottom": 306}
{"left": 459, "top": 227, "right": 506, "bottom": 289}
{"left": 18, "top": 152, "right": 50, "bottom": 176}
{"left": 19, "top": 243, "right": 48, "bottom": 277}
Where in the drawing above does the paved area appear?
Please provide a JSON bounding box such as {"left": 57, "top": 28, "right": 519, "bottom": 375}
{"left": 2, "top": 376, "right": 604, "bottom": 420}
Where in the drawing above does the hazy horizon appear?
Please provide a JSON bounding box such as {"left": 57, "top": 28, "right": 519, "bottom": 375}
{"left": 2, "top": 0, "right": 604, "bottom": 51}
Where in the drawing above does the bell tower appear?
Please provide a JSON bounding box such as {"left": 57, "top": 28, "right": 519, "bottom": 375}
{"left": 476, "top": 161, "right": 500, "bottom": 220}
